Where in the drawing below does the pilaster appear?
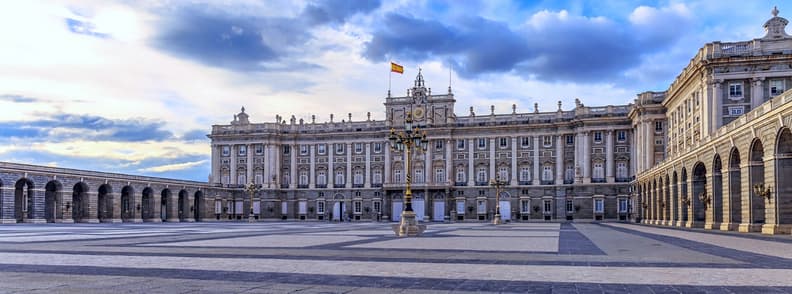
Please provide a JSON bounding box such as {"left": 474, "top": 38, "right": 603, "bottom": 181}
{"left": 555, "top": 135, "right": 563, "bottom": 184}
{"left": 84, "top": 191, "right": 99, "bottom": 223}
{"left": 532, "top": 136, "right": 540, "bottom": 185}
{"left": 59, "top": 191, "right": 74, "bottom": 223}
{"left": 606, "top": 130, "right": 614, "bottom": 182}
{"left": 24, "top": 188, "right": 46, "bottom": 223}
{"left": 110, "top": 192, "right": 122, "bottom": 223}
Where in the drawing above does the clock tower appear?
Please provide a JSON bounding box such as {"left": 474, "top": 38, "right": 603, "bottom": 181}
{"left": 385, "top": 68, "right": 456, "bottom": 128}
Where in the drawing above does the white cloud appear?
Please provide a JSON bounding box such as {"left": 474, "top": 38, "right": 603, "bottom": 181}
{"left": 138, "top": 160, "right": 208, "bottom": 173}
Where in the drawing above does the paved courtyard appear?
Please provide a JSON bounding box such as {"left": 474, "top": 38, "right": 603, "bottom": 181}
{"left": 1, "top": 222, "right": 792, "bottom": 293}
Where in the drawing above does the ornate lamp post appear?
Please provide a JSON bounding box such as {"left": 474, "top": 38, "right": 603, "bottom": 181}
{"left": 388, "top": 112, "right": 429, "bottom": 237}
{"left": 489, "top": 175, "right": 506, "bottom": 225}
{"left": 753, "top": 183, "right": 772, "bottom": 202}
{"left": 246, "top": 182, "right": 261, "bottom": 223}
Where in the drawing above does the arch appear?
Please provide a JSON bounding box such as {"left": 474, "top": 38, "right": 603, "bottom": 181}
{"left": 14, "top": 178, "right": 35, "bottom": 222}
{"left": 692, "top": 162, "right": 707, "bottom": 223}
{"left": 141, "top": 187, "right": 154, "bottom": 221}
{"left": 178, "top": 189, "right": 189, "bottom": 221}
{"left": 120, "top": 186, "right": 134, "bottom": 222}
{"left": 728, "top": 147, "right": 742, "bottom": 226}
{"left": 44, "top": 180, "right": 62, "bottom": 223}
{"left": 671, "top": 171, "right": 679, "bottom": 222}
{"left": 72, "top": 182, "right": 89, "bottom": 223}
{"left": 161, "top": 189, "right": 172, "bottom": 221}
{"left": 664, "top": 174, "right": 671, "bottom": 223}
{"left": 712, "top": 154, "right": 723, "bottom": 225}
{"left": 97, "top": 184, "right": 113, "bottom": 222}
{"left": 680, "top": 167, "right": 689, "bottom": 223}
{"left": 775, "top": 127, "right": 792, "bottom": 226}
{"left": 193, "top": 190, "right": 204, "bottom": 221}
{"left": 749, "top": 138, "right": 766, "bottom": 225}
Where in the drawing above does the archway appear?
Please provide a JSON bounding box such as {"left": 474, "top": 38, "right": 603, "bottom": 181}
{"left": 749, "top": 139, "right": 766, "bottom": 225}
{"left": 413, "top": 193, "right": 425, "bottom": 221}
{"left": 499, "top": 191, "right": 511, "bottom": 221}
{"left": 44, "top": 181, "right": 62, "bottom": 223}
{"left": 775, "top": 127, "right": 792, "bottom": 227}
{"left": 432, "top": 192, "right": 445, "bottom": 222}
{"left": 332, "top": 193, "right": 346, "bottom": 221}
{"left": 712, "top": 154, "right": 723, "bottom": 225}
{"left": 72, "top": 182, "right": 88, "bottom": 223}
{"left": 194, "top": 190, "right": 203, "bottom": 221}
{"left": 178, "top": 190, "right": 188, "bottom": 221}
{"left": 664, "top": 175, "right": 671, "bottom": 223}
{"left": 680, "top": 168, "right": 689, "bottom": 223}
{"left": 120, "top": 186, "right": 134, "bottom": 222}
{"left": 728, "top": 148, "right": 742, "bottom": 226}
{"left": 390, "top": 193, "right": 402, "bottom": 222}
{"left": 671, "top": 171, "right": 679, "bottom": 223}
{"left": 692, "top": 162, "right": 707, "bottom": 223}
{"left": 141, "top": 187, "right": 153, "bottom": 221}
{"left": 14, "top": 178, "right": 35, "bottom": 222}
{"left": 97, "top": 184, "right": 113, "bottom": 222}
{"left": 161, "top": 189, "right": 171, "bottom": 221}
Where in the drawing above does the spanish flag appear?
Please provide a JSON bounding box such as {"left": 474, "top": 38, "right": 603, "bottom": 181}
{"left": 391, "top": 62, "right": 404, "bottom": 74}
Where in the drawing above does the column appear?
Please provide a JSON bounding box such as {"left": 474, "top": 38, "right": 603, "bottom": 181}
{"left": 574, "top": 133, "right": 582, "bottom": 183}
{"left": 751, "top": 78, "right": 764, "bottom": 110}
{"left": 290, "top": 144, "right": 297, "bottom": 188}
{"left": 738, "top": 162, "right": 754, "bottom": 232}
{"left": 272, "top": 144, "right": 280, "bottom": 187}
{"left": 710, "top": 82, "right": 723, "bottom": 135}
{"left": 25, "top": 188, "right": 46, "bottom": 223}
{"left": 632, "top": 126, "right": 638, "bottom": 175}
{"left": 246, "top": 144, "right": 253, "bottom": 185}
{"left": 0, "top": 187, "right": 15, "bottom": 223}
{"left": 532, "top": 136, "right": 540, "bottom": 185}
{"left": 720, "top": 165, "right": 734, "bottom": 231}
{"left": 446, "top": 139, "right": 453, "bottom": 183}
{"left": 606, "top": 130, "right": 614, "bottom": 182}
{"left": 328, "top": 144, "right": 334, "bottom": 187}
{"left": 644, "top": 121, "right": 652, "bottom": 170}
{"left": 511, "top": 137, "right": 518, "bottom": 186}
{"left": 555, "top": 135, "right": 563, "bottom": 184}
{"left": 86, "top": 191, "right": 99, "bottom": 223}
{"left": 346, "top": 143, "right": 352, "bottom": 187}
{"left": 425, "top": 140, "right": 432, "bottom": 183}
{"left": 111, "top": 192, "right": 122, "bottom": 223}
{"left": 669, "top": 181, "right": 677, "bottom": 225}
{"left": 309, "top": 145, "right": 316, "bottom": 189}
{"left": 230, "top": 145, "right": 237, "bottom": 185}
{"left": 489, "top": 138, "right": 496, "bottom": 180}
{"left": 152, "top": 190, "right": 162, "bottom": 223}
{"left": 385, "top": 144, "right": 391, "bottom": 184}
{"left": 262, "top": 144, "right": 268, "bottom": 186}
{"left": 211, "top": 145, "right": 220, "bottom": 184}
{"left": 467, "top": 138, "right": 474, "bottom": 186}
{"left": 583, "top": 132, "right": 591, "bottom": 183}
{"left": 133, "top": 189, "right": 143, "bottom": 223}
{"left": 676, "top": 176, "right": 685, "bottom": 227}
{"left": 365, "top": 143, "right": 371, "bottom": 188}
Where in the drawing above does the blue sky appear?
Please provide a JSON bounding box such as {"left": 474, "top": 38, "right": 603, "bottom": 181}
{"left": 0, "top": 0, "right": 786, "bottom": 181}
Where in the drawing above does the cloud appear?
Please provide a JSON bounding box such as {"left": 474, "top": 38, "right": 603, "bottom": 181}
{"left": 364, "top": 4, "right": 693, "bottom": 83}
{"left": 0, "top": 94, "right": 39, "bottom": 103}
{"left": 65, "top": 18, "right": 109, "bottom": 38}
{"left": 0, "top": 113, "right": 174, "bottom": 142}
{"left": 302, "top": 0, "right": 382, "bottom": 25}
{"left": 182, "top": 129, "right": 209, "bottom": 141}
{"left": 138, "top": 160, "right": 208, "bottom": 173}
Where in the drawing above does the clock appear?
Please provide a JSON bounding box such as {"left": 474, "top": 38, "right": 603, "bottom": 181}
{"left": 413, "top": 107, "right": 425, "bottom": 119}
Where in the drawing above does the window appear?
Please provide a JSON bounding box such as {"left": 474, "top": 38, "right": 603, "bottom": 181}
{"left": 478, "top": 138, "right": 486, "bottom": 149}
{"left": 771, "top": 80, "right": 785, "bottom": 96}
{"left": 566, "top": 200, "right": 573, "bottom": 213}
{"left": 299, "top": 170, "right": 308, "bottom": 186}
{"left": 435, "top": 168, "right": 445, "bottom": 183}
{"left": 317, "top": 144, "right": 326, "bottom": 155}
{"left": 222, "top": 146, "right": 230, "bottom": 157}
{"left": 542, "top": 166, "right": 553, "bottom": 181}
{"left": 283, "top": 145, "right": 290, "bottom": 154}
{"left": 255, "top": 144, "right": 264, "bottom": 155}
{"left": 435, "top": 140, "right": 443, "bottom": 150}
{"left": 373, "top": 201, "right": 381, "bottom": 213}
{"left": 317, "top": 171, "right": 327, "bottom": 185}
{"left": 414, "top": 169, "right": 424, "bottom": 183}
{"left": 335, "top": 171, "right": 344, "bottom": 184}
{"left": 654, "top": 121, "right": 663, "bottom": 132}
{"left": 477, "top": 167, "right": 487, "bottom": 182}
{"left": 300, "top": 145, "right": 308, "bottom": 155}
{"left": 499, "top": 137, "right": 507, "bottom": 148}
{"left": 655, "top": 138, "right": 663, "bottom": 145}
{"left": 354, "top": 143, "right": 363, "bottom": 154}
{"left": 519, "top": 167, "right": 531, "bottom": 182}
{"left": 566, "top": 135, "right": 574, "bottom": 145}
{"left": 617, "top": 131, "right": 626, "bottom": 142}
{"left": 353, "top": 170, "right": 363, "bottom": 185}
{"left": 394, "top": 169, "right": 403, "bottom": 183}
{"left": 215, "top": 200, "right": 222, "bottom": 214}
{"left": 729, "top": 82, "right": 743, "bottom": 99}
{"left": 237, "top": 172, "right": 246, "bottom": 186}
{"left": 373, "top": 170, "right": 382, "bottom": 184}
{"left": 238, "top": 145, "right": 247, "bottom": 156}
{"left": 498, "top": 167, "right": 508, "bottom": 181}
{"left": 594, "top": 198, "right": 604, "bottom": 213}
{"left": 565, "top": 166, "right": 574, "bottom": 182}
{"left": 543, "top": 136, "right": 552, "bottom": 147}
{"left": 373, "top": 143, "right": 382, "bottom": 153}
{"left": 543, "top": 200, "right": 552, "bottom": 214}
{"left": 593, "top": 132, "right": 602, "bottom": 143}
{"left": 520, "top": 200, "right": 530, "bottom": 213}
{"left": 477, "top": 199, "right": 486, "bottom": 214}
{"left": 317, "top": 201, "right": 325, "bottom": 214}
{"left": 335, "top": 144, "right": 344, "bottom": 154}
{"left": 456, "top": 200, "right": 465, "bottom": 214}
{"left": 619, "top": 198, "right": 628, "bottom": 213}
{"left": 728, "top": 106, "right": 744, "bottom": 116}
{"left": 617, "top": 162, "right": 628, "bottom": 179}
{"left": 521, "top": 137, "right": 530, "bottom": 147}
{"left": 592, "top": 162, "right": 604, "bottom": 180}
{"left": 456, "top": 168, "right": 466, "bottom": 183}
{"left": 457, "top": 139, "right": 465, "bottom": 150}
{"left": 354, "top": 201, "right": 362, "bottom": 213}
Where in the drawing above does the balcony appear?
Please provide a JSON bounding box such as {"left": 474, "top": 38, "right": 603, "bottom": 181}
{"left": 591, "top": 178, "right": 606, "bottom": 183}
{"left": 333, "top": 184, "right": 346, "bottom": 189}
{"left": 454, "top": 182, "right": 467, "bottom": 187}
{"left": 281, "top": 184, "right": 290, "bottom": 189}
{"left": 518, "top": 181, "right": 531, "bottom": 186}
{"left": 297, "top": 184, "right": 309, "bottom": 189}
{"left": 352, "top": 184, "right": 364, "bottom": 188}
{"left": 616, "top": 178, "right": 631, "bottom": 183}
{"left": 371, "top": 183, "right": 382, "bottom": 188}
{"left": 315, "top": 184, "right": 327, "bottom": 188}
{"left": 475, "top": 181, "right": 488, "bottom": 186}
{"left": 540, "top": 180, "right": 554, "bottom": 185}
{"left": 563, "top": 179, "right": 574, "bottom": 185}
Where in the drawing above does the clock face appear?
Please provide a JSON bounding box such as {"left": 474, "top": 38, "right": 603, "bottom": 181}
{"left": 413, "top": 107, "right": 425, "bottom": 119}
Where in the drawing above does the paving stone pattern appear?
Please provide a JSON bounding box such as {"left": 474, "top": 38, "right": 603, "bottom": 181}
{"left": 1, "top": 222, "right": 792, "bottom": 293}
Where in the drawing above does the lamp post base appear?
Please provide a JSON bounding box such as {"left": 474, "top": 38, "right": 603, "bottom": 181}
{"left": 248, "top": 213, "right": 256, "bottom": 223}
{"left": 392, "top": 211, "right": 426, "bottom": 237}
{"left": 493, "top": 213, "right": 503, "bottom": 225}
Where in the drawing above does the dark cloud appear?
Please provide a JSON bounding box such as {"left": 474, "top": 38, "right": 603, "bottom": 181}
{"left": 151, "top": 0, "right": 381, "bottom": 72}
{"left": 364, "top": 10, "right": 689, "bottom": 83}
{"left": 0, "top": 94, "right": 39, "bottom": 103}
{"left": 0, "top": 114, "right": 174, "bottom": 142}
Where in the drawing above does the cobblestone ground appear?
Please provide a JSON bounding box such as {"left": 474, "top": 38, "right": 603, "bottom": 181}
{"left": 1, "top": 221, "right": 792, "bottom": 293}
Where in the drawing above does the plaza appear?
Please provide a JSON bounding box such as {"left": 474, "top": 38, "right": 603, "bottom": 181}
{"left": 1, "top": 221, "right": 792, "bottom": 293}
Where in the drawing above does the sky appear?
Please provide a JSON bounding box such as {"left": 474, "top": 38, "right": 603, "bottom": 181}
{"left": 0, "top": 0, "right": 786, "bottom": 181}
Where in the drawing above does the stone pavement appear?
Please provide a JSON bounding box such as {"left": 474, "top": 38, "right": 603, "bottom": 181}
{"left": 0, "top": 222, "right": 791, "bottom": 293}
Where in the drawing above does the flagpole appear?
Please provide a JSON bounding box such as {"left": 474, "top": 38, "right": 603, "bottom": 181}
{"left": 388, "top": 61, "right": 392, "bottom": 96}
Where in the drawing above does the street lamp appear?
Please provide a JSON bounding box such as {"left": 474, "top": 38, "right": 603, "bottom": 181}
{"left": 246, "top": 182, "right": 261, "bottom": 223}
{"left": 388, "top": 111, "right": 428, "bottom": 237}
{"left": 489, "top": 175, "right": 506, "bottom": 225}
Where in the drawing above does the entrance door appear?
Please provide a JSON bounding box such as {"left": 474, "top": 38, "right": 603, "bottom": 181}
{"left": 499, "top": 200, "right": 511, "bottom": 220}
{"left": 332, "top": 202, "right": 345, "bottom": 220}
{"left": 414, "top": 198, "right": 425, "bottom": 221}
{"left": 392, "top": 201, "right": 402, "bottom": 222}
{"left": 433, "top": 201, "right": 445, "bottom": 221}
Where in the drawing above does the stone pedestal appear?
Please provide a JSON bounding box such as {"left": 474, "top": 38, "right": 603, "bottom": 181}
{"left": 24, "top": 218, "right": 46, "bottom": 224}
{"left": 719, "top": 222, "right": 738, "bottom": 231}
{"left": 111, "top": 218, "right": 123, "bottom": 223}
{"left": 493, "top": 213, "right": 503, "bottom": 225}
{"left": 738, "top": 223, "right": 762, "bottom": 232}
{"left": 392, "top": 211, "right": 425, "bottom": 237}
{"left": 760, "top": 224, "right": 790, "bottom": 235}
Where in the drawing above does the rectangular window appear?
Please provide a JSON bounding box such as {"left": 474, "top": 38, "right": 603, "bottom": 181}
{"left": 478, "top": 138, "right": 486, "bottom": 149}
{"left": 477, "top": 168, "right": 487, "bottom": 182}
{"left": 729, "top": 82, "right": 743, "bottom": 99}
{"left": 435, "top": 140, "right": 443, "bottom": 150}
{"left": 456, "top": 200, "right": 465, "bottom": 214}
{"left": 520, "top": 200, "right": 530, "bottom": 213}
{"left": 238, "top": 145, "right": 247, "bottom": 156}
{"left": 317, "top": 171, "right": 327, "bottom": 185}
{"left": 728, "top": 106, "right": 744, "bottom": 116}
{"left": 373, "top": 143, "right": 382, "bottom": 153}
{"left": 593, "top": 131, "right": 602, "bottom": 143}
{"left": 456, "top": 169, "right": 465, "bottom": 183}
{"left": 255, "top": 144, "right": 264, "bottom": 155}
{"left": 566, "top": 200, "right": 573, "bottom": 213}
{"left": 521, "top": 137, "right": 530, "bottom": 147}
{"left": 520, "top": 167, "right": 530, "bottom": 182}
{"left": 373, "top": 201, "right": 381, "bottom": 213}
{"left": 566, "top": 135, "right": 574, "bottom": 145}
{"left": 317, "top": 144, "right": 326, "bottom": 155}
{"left": 655, "top": 121, "right": 663, "bottom": 132}
{"left": 771, "top": 80, "right": 785, "bottom": 96}
{"left": 394, "top": 170, "right": 402, "bottom": 183}
{"left": 543, "top": 136, "right": 552, "bottom": 147}
{"left": 335, "top": 144, "right": 344, "bottom": 154}
{"left": 354, "top": 143, "right": 363, "bottom": 154}
{"left": 335, "top": 171, "right": 344, "bottom": 185}
{"left": 499, "top": 137, "right": 507, "bottom": 148}
{"left": 477, "top": 199, "right": 486, "bottom": 214}
{"left": 300, "top": 145, "right": 308, "bottom": 155}
{"left": 594, "top": 199, "right": 604, "bottom": 213}
{"left": 298, "top": 171, "right": 308, "bottom": 186}
{"left": 618, "top": 198, "right": 628, "bottom": 213}
{"left": 222, "top": 146, "right": 230, "bottom": 157}
{"left": 317, "top": 201, "right": 325, "bottom": 214}
{"left": 283, "top": 145, "right": 290, "bottom": 154}
{"left": 655, "top": 139, "right": 663, "bottom": 145}
{"left": 373, "top": 170, "right": 382, "bottom": 184}
{"left": 215, "top": 200, "right": 222, "bottom": 214}
{"left": 435, "top": 168, "right": 444, "bottom": 183}
{"left": 457, "top": 139, "right": 465, "bottom": 150}
{"left": 543, "top": 200, "right": 552, "bottom": 214}
{"left": 354, "top": 201, "right": 362, "bottom": 214}
{"left": 617, "top": 131, "right": 626, "bottom": 142}
{"left": 354, "top": 170, "right": 363, "bottom": 185}
{"left": 414, "top": 169, "right": 424, "bottom": 183}
{"left": 498, "top": 167, "right": 508, "bottom": 181}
